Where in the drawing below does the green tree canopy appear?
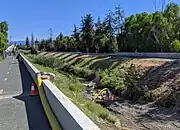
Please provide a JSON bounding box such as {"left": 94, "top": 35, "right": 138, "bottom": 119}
{"left": 0, "top": 21, "right": 8, "bottom": 51}
{"left": 80, "top": 14, "right": 94, "bottom": 52}
{"left": 25, "top": 37, "right": 30, "bottom": 48}
{"left": 51, "top": 2, "right": 179, "bottom": 53}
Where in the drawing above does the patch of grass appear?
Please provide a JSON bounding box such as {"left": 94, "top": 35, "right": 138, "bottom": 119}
{"left": 0, "top": 57, "right": 2, "bottom": 62}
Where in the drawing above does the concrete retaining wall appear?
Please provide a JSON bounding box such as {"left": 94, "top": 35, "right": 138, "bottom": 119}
{"left": 19, "top": 54, "right": 100, "bottom": 130}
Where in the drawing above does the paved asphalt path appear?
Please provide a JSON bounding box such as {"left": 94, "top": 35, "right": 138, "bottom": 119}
{"left": 0, "top": 56, "right": 51, "bottom": 130}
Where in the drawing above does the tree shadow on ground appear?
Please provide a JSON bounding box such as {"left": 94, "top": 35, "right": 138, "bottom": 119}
{"left": 13, "top": 61, "right": 51, "bottom": 130}
{"left": 70, "top": 56, "right": 86, "bottom": 66}
{"left": 52, "top": 52, "right": 59, "bottom": 56}
{"left": 66, "top": 54, "right": 85, "bottom": 63}
{"left": 80, "top": 57, "right": 98, "bottom": 68}
{"left": 89, "top": 57, "right": 125, "bottom": 70}
{"left": 40, "top": 52, "right": 48, "bottom": 56}
{"left": 55, "top": 53, "right": 65, "bottom": 58}
{"left": 110, "top": 58, "right": 129, "bottom": 70}
{"left": 59, "top": 54, "right": 73, "bottom": 61}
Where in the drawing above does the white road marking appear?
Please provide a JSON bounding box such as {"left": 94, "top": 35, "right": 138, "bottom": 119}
{"left": 7, "top": 72, "right": 9, "bottom": 74}
{"left": 9, "top": 67, "right": 11, "bottom": 70}
{"left": 4, "top": 78, "right": 7, "bottom": 81}
{"left": 0, "top": 94, "right": 18, "bottom": 100}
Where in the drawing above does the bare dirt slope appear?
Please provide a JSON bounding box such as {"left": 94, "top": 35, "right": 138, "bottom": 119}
{"left": 110, "top": 59, "right": 180, "bottom": 130}
{"left": 108, "top": 101, "right": 180, "bottom": 130}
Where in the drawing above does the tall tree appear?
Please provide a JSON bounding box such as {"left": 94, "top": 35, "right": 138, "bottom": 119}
{"left": 72, "top": 25, "right": 80, "bottom": 51}
{"left": 94, "top": 17, "right": 106, "bottom": 52}
{"left": 80, "top": 14, "right": 94, "bottom": 52}
{"left": 35, "top": 38, "right": 39, "bottom": 44}
{"left": 54, "top": 33, "right": 64, "bottom": 51}
{"left": 31, "top": 33, "right": 35, "bottom": 48}
{"left": 114, "top": 5, "right": 125, "bottom": 34}
{"left": 164, "top": 3, "right": 180, "bottom": 41}
{"left": 114, "top": 5, "right": 125, "bottom": 51}
{"left": 104, "top": 11, "right": 118, "bottom": 52}
{"left": 39, "top": 39, "right": 45, "bottom": 51}
{"left": 25, "top": 37, "right": 30, "bottom": 48}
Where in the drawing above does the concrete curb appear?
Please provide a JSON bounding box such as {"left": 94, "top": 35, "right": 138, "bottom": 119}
{"left": 19, "top": 54, "right": 101, "bottom": 130}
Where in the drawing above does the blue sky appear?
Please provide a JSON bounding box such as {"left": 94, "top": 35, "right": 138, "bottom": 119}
{"left": 0, "top": 0, "right": 179, "bottom": 41}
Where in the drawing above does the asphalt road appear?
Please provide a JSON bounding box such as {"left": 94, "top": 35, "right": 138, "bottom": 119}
{"left": 0, "top": 56, "right": 51, "bottom": 130}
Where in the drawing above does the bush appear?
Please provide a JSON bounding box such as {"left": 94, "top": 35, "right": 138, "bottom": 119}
{"left": 143, "top": 91, "right": 156, "bottom": 102}
{"left": 98, "top": 111, "right": 116, "bottom": 124}
{"left": 0, "top": 52, "right": 3, "bottom": 61}
{"left": 29, "top": 55, "right": 94, "bottom": 79}
{"left": 170, "top": 40, "right": 180, "bottom": 52}
{"left": 123, "top": 64, "right": 141, "bottom": 99}
{"left": 33, "top": 55, "right": 57, "bottom": 68}
{"left": 68, "top": 83, "right": 83, "bottom": 92}
{"left": 101, "top": 68, "right": 125, "bottom": 89}
{"left": 31, "top": 47, "right": 38, "bottom": 54}
{"left": 72, "top": 66, "right": 93, "bottom": 78}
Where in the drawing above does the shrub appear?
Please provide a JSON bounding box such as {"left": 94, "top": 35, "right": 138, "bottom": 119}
{"left": 143, "top": 91, "right": 156, "bottom": 102}
{"left": 72, "top": 66, "right": 93, "bottom": 78}
{"left": 31, "top": 47, "right": 38, "bottom": 54}
{"left": 98, "top": 111, "right": 116, "bottom": 124}
{"left": 0, "top": 52, "right": 3, "bottom": 61}
{"left": 29, "top": 55, "right": 94, "bottom": 79}
{"left": 101, "top": 68, "right": 125, "bottom": 89}
{"left": 33, "top": 55, "right": 57, "bottom": 68}
{"left": 170, "top": 39, "right": 180, "bottom": 52}
{"left": 68, "top": 83, "right": 83, "bottom": 92}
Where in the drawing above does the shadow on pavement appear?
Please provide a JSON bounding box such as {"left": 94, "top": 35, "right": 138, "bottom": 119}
{"left": 14, "top": 61, "right": 51, "bottom": 130}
